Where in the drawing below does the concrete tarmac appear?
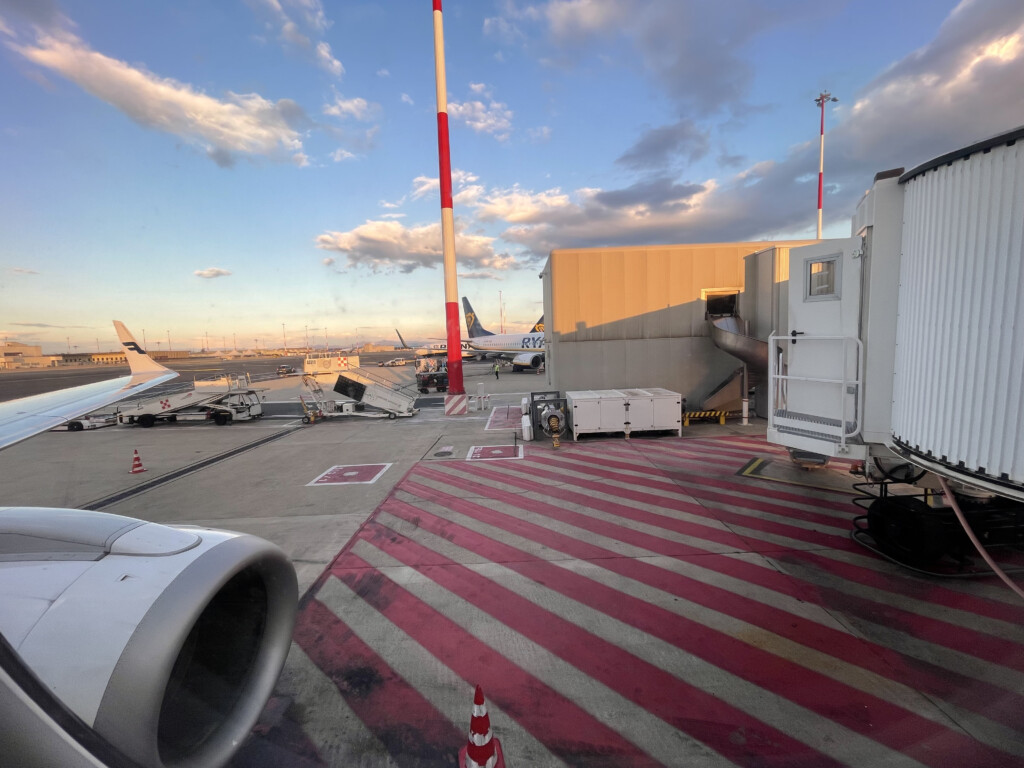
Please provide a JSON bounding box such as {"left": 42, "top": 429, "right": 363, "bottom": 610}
{"left": 5, "top": 360, "right": 1018, "bottom": 767}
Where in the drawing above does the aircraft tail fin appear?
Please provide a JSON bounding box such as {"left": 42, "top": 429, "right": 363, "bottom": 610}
{"left": 396, "top": 329, "right": 412, "bottom": 349}
{"left": 114, "top": 321, "right": 173, "bottom": 375}
{"left": 462, "top": 297, "right": 494, "bottom": 338}
{"left": 531, "top": 316, "right": 545, "bottom": 334}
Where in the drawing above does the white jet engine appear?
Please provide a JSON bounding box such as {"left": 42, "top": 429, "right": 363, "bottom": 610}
{"left": 0, "top": 507, "right": 297, "bottom": 768}
{"left": 510, "top": 352, "right": 543, "bottom": 371}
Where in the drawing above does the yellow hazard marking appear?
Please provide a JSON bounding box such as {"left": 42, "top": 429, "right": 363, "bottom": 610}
{"left": 683, "top": 410, "right": 727, "bottom": 426}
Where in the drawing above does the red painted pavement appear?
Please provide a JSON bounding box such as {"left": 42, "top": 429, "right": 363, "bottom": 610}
{"left": 243, "top": 435, "right": 1024, "bottom": 767}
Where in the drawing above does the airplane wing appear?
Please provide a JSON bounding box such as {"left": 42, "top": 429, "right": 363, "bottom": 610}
{"left": 0, "top": 321, "right": 178, "bottom": 452}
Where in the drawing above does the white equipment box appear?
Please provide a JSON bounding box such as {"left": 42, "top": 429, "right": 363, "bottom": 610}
{"left": 566, "top": 388, "right": 681, "bottom": 440}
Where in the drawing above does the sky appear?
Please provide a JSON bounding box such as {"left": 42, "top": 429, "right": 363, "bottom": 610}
{"left": 1, "top": 0, "right": 1023, "bottom": 354}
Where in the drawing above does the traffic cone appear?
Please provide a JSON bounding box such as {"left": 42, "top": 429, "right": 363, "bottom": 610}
{"left": 129, "top": 449, "right": 147, "bottom": 474}
{"left": 458, "top": 685, "right": 506, "bottom": 768}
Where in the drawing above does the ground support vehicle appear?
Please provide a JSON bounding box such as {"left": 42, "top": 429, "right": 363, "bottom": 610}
{"left": 116, "top": 374, "right": 265, "bottom": 427}
{"left": 330, "top": 369, "right": 418, "bottom": 418}
{"left": 415, "top": 371, "right": 449, "bottom": 394}
{"left": 52, "top": 413, "right": 118, "bottom": 432}
{"left": 299, "top": 376, "right": 392, "bottom": 422}
{"left": 413, "top": 358, "right": 448, "bottom": 393}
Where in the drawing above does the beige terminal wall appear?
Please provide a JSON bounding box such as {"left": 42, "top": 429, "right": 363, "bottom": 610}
{"left": 542, "top": 241, "right": 807, "bottom": 403}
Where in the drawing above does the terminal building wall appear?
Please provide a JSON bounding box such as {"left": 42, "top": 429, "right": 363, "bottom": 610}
{"left": 542, "top": 242, "right": 806, "bottom": 403}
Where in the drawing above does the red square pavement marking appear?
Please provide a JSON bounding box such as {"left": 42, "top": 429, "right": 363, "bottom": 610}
{"left": 466, "top": 445, "right": 523, "bottom": 461}
{"left": 307, "top": 463, "right": 391, "bottom": 486}
{"left": 485, "top": 406, "right": 523, "bottom": 430}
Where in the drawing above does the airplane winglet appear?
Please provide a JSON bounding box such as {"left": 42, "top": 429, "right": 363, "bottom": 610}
{"left": 114, "top": 321, "right": 173, "bottom": 376}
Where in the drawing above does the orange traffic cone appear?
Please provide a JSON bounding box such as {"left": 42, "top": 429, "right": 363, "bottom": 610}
{"left": 458, "top": 685, "right": 506, "bottom": 768}
{"left": 129, "top": 449, "right": 147, "bottom": 474}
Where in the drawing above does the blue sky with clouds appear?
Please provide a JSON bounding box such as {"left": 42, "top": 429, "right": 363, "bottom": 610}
{"left": 1, "top": 0, "right": 1023, "bottom": 353}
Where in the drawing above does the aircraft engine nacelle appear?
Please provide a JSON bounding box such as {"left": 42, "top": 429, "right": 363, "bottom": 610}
{"left": 511, "top": 352, "right": 542, "bottom": 370}
{"left": 0, "top": 507, "right": 297, "bottom": 768}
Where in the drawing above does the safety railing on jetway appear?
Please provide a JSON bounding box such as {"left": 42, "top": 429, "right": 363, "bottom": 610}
{"left": 768, "top": 333, "right": 864, "bottom": 454}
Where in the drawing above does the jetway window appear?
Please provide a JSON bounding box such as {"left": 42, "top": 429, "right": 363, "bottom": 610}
{"left": 806, "top": 255, "right": 840, "bottom": 300}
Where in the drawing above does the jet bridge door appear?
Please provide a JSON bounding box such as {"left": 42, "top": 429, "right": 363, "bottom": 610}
{"left": 769, "top": 236, "right": 866, "bottom": 457}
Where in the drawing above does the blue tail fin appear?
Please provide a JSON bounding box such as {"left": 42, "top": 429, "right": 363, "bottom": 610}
{"left": 395, "top": 329, "right": 411, "bottom": 349}
{"left": 462, "top": 297, "right": 494, "bottom": 338}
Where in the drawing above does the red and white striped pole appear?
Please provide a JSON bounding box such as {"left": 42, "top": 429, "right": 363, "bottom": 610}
{"left": 814, "top": 90, "right": 837, "bottom": 240}
{"left": 432, "top": 0, "right": 465, "bottom": 403}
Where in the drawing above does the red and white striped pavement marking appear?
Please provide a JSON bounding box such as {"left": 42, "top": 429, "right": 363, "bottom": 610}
{"left": 256, "top": 436, "right": 1024, "bottom": 767}
{"left": 306, "top": 463, "right": 391, "bottom": 486}
{"left": 445, "top": 394, "right": 468, "bottom": 416}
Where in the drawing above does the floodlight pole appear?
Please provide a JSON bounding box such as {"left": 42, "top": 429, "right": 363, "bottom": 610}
{"left": 431, "top": 0, "right": 465, "bottom": 400}
{"left": 815, "top": 91, "right": 837, "bottom": 239}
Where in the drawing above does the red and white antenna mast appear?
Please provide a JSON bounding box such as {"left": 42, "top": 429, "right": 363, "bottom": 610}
{"left": 814, "top": 90, "right": 837, "bottom": 239}
{"left": 431, "top": 0, "right": 465, "bottom": 400}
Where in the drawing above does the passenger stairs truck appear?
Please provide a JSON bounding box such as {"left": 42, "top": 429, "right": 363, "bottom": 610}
{"left": 331, "top": 368, "right": 418, "bottom": 418}
{"left": 116, "top": 374, "right": 265, "bottom": 427}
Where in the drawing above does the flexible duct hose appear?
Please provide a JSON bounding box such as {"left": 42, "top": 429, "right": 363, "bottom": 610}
{"left": 937, "top": 476, "right": 1024, "bottom": 602}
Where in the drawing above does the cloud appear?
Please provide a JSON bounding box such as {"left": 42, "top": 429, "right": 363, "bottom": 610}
{"left": 194, "top": 267, "right": 232, "bottom": 278}
{"left": 448, "top": 85, "right": 513, "bottom": 140}
{"left": 315, "top": 41, "right": 343, "bottom": 77}
{"left": 500, "top": 0, "right": 823, "bottom": 117}
{"left": 528, "top": 125, "right": 552, "bottom": 142}
{"left": 400, "top": 93, "right": 414, "bottom": 105}
{"left": 12, "top": 321, "right": 88, "bottom": 328}
{"left": 377, "top": 68, "right": 390, "bottom": 77}
{"left": 323, "top": 93, "right": 379, "bottom": 121}
{"left": 322, "top": 257, "right": 335, "bottom": 266}
{"left": 8, "top": 29, "right": 306, "bottom": 166}
{"left": 469, "top": 0, "right": 1024, "bottom": 255}
{"left": 411, "top": 175, "right": 439, "bottom": 199}
{"left": 10, "top": 267, "right": 39, "bottom": 274}
{"left": 0, "top": 0, "right": 63, "bottom": 30}
{"left": 316, "top": 218, "right": 515, "bottom": 274}
{"left": 616, "top": 119, "right": 710, "bottom": 170}
{"left": 459, "top": 271, "right": 500, "bottom": 280}
{"left": 249, "top": 0, "right": 338, "bottom": 73}
{"left": 330, "top": 147, "right": 354, "bottom": 161}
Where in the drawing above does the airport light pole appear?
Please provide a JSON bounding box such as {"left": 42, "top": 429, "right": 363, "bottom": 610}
{"left": 282, "top": 323, "right": 287, "bottom": 354}
{"left": 815, "top": 90, "right": 837, "bottom": 239}
{"left": 166, "top": 330, "right": 171, "bottom": 352}
{"left": 431, "top": 0, "right": 465, "bottom": 402}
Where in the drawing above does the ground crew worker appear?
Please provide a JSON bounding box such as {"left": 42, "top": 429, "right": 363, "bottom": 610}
{"left": 493, "top": 362, "right": 500, "bottom": 380}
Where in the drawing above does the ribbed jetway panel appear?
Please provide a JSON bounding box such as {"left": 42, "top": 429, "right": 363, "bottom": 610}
{"left": 891, "top": 129, "right": 1024, "bottom": 494}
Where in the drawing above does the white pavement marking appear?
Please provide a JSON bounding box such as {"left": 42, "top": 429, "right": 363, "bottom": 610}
{"left": 317, "top": 575, "right": 570, "bottom": 768}
{"left": 345, "top": 538, "right": 739, "bottom": 768}
{"left": 278, "top": 644, "right": 401, "bottom": 768}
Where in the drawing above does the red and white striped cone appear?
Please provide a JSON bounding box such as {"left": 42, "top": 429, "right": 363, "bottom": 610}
{"left": 129, "top": 449, "right": 147, "bottom": 474}
{"left": 458, "top": 685, "right": 506, "bottom": 768}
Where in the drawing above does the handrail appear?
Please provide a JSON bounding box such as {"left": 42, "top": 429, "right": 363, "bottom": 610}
{"left": 768, "top": 333, "right": 864, "bottom": 453}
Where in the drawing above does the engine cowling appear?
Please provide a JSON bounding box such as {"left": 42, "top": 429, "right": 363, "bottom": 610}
{"left": 0, "top": 507, "right": 297, "bottom": 768}
{"left": 511, "top": 352, "right": 542, "bottom": 370}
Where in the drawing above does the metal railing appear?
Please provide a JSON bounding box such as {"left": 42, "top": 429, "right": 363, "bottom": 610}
{"left": 768, "top": 333, "right": 864, "bottom": 453}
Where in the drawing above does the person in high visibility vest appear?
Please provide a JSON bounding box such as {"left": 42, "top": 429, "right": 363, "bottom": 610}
{"left": 493, "top": 363, "right": 500, "bottom": 380}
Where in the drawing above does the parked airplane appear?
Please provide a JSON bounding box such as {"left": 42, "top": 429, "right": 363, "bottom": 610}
{"left": 395, "top": 329, "right": 474, "bottom": 360}
{"left": 462, "top": 297, "right": 546, "bottom": 371}
{"left": 0, "top": 322, "right": 297, "bottom": 768}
